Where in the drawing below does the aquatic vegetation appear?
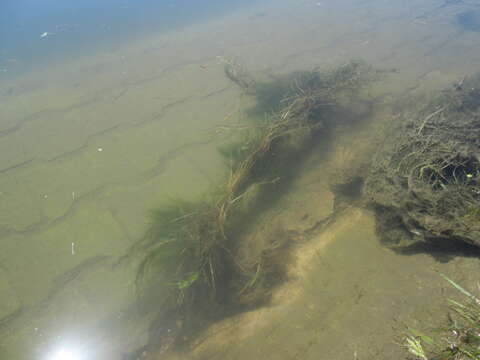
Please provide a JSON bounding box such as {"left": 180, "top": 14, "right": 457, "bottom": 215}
{"left": 365, "top": 73, "right": 480, "bottom": 249}
{"left": 217, "top": 127, "right": 265, "bottom": 171}
{"left": 135, "top": 198, "right": 225, "bottom": 308}
{"left": 405, "top": 275, "right": 480, "bottom": 360}
{"left": 221, "top": 57, "right": 255, "bottom": 90}
{"left": 132, "top": 58, "right": 379, "bottom": 352}
{"left": 224, "top": 57, "right": 379, "bottom": 116}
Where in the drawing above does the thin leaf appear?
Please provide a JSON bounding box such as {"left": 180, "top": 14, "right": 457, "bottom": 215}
{"left": 440, "top": 273, "right": 479, "bottom": 302}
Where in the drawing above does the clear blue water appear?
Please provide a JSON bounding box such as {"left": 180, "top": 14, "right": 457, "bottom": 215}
{"left": 0, "top": 0, "right": 260, "bottom": 75}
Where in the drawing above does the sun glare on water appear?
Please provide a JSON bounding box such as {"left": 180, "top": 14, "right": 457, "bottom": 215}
{"left": 50, "top": 348, "right": 82, "bottom": 360}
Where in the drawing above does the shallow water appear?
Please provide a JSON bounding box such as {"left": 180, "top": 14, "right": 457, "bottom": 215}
{"left": 1, "top": 0, "right": 480, "bottom": 359}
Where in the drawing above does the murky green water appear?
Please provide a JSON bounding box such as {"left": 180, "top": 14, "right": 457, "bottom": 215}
{"left": 1, "top": 0, "right": 480, "bottom": 359}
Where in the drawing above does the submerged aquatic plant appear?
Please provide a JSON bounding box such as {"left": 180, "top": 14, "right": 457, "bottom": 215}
{"left": 405, "top": 274, "right": 480, "bottom": 360}
{"left": 217, "top": 127, "right": 266, "bottom": 171}
{"left": 132, "top": 58, "right": 380, "bottom": 352}
{"left": 365, "top": 74, "right": 480, "bottom": 249}
{"left": 406, "top": 335, "right": 428, "bottom": 360}
{"left": 135, "top": 197, "right": 231, "bottom": 307}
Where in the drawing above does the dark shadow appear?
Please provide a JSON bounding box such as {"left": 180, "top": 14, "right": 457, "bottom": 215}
{"left": 331, "top": 176, "right": 364, "bottom": 210}
{"left": 392, "top": 236, "right": 480, "bottom": 263}
{"left": 245, "top": 71, "right": 309, "bottom": 118}
{"left": 371, "top": 205, "right": 480, "bottom": 263}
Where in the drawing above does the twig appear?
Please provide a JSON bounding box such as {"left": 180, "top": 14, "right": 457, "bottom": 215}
{"left": 417, "top": 106, "right": 446, "bottom": 135}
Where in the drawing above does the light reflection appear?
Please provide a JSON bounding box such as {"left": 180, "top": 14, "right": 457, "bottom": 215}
{"left": 50, "top": 348, "right": 83, "bottom": 360}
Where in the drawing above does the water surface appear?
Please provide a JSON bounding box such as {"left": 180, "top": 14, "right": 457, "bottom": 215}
{"left": 1, "top": 0, "right": 480, "bottom": 359}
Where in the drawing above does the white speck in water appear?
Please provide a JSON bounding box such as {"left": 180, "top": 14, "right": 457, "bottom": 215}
{"left": 97, "top": 147, "right": 103, "bottom": 152}
{"left": 40, "top": 32, "right": 54, "bottom": 38}
{"left": 71, "top": 242, "right": 75, "bottom": 255}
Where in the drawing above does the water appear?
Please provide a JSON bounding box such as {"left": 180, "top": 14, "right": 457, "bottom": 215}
{"left": 0, "top": 0, "right": 261, "bottom": 76}
{"left": 1, "top": 0, "right": 480, "bottom": 359}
